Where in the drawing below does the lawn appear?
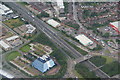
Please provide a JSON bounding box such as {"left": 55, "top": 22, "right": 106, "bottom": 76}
{"left": 89, "top": 56, "right": 106, "bottom": 67}
{"left": 102, "top": 56, "right": 114, "bottom": 64}
{"left": 104, "top": 49, "right": 111, "bottom": 54}
{"left": 75, "top": 63, "right": 98, "bottom": 78}
{"left": 17, "top": 2, "right": 29, "bottom": 6}
{"left": 20, "top": 45, "right": 31, "bottom": 53}
{"left": 3, "top": 18, "right": 25, "bottom": 29}
{"left": 73, "top": 70, "right": 84, "bottom": 78}
{"left": 32, "top": 33, "right": 56, "bottom": 49}
{"left": 6, "top": 51, "right": 21, "bottom": 61}
{"left": 101, "top": 61, "right": 120, "bottom": 77}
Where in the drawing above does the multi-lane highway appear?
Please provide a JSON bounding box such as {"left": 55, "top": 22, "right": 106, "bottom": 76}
{"left": 3, "top": 2, "right": 110, "bottom": 78}
{"left": 4, "top": 2, "right": 82, "bottom": 58}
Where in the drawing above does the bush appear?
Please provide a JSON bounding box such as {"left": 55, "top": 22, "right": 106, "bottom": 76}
{"left": 64, "top": 2, "right": 69, "bottom": 14}
{"left": 92, "top": 45, "right": 103, "bottom": 51}
{"left": 102, "top": 33, "right": 110, "bottom": 38}
{"left": 37, "top": 12, "right": 49, "bottom": 18}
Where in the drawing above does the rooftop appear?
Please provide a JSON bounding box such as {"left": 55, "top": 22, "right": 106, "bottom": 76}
{"left": 0, "top": 69, "right": 14, "bottom": 79}
{"left": 0, "top": 40, "right": 10, "bottom": 49}
{"left": 32, "top": 55, "right": 55, "bottom": 73}
{"left": 46, "top": 19, "right": 60, "bottom": 28}
{"left": 110, "top": 21, "right": 119, "bottom": 29}
{"left": 75, "top": 34, "right": 93, "bottom": 46}
{"left": 6, "top": 35, "right": 19, "bottom": 41}
{"left": 0, "top": 3, "right": 13, "bottom": 15}
{"left": 26, "top": 24, "right": 36, "bottom": 34}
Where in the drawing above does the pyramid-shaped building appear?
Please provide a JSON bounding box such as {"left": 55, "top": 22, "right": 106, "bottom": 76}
{"left": 32, "top": 55, "right": 55, "bottom": 73}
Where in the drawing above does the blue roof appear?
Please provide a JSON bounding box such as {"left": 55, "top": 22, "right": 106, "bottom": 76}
{"left": 32, "top": 56, "right": 55, "bottom": 73}
{"left": 37, "top": 58, "right": 46, "bottom": 63}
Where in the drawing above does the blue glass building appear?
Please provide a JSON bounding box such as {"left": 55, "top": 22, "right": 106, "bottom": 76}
{"left": 32, "top": 55, "right": 55, "bottom": 73}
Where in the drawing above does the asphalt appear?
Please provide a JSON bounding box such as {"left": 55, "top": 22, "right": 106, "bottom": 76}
{"left": 3, "top": 2, "right": 110, "bottom": 78}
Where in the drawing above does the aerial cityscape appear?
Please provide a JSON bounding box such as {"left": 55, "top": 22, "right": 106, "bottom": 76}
{"left": 0, "top": 0, "right": 120, "bottom": 80}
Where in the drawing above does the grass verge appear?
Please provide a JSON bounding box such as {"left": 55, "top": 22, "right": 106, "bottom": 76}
{"left": 6, "top": 51, "right": 21, "bottom": 61}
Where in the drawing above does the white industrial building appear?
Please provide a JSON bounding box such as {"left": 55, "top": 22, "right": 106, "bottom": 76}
{"left": 75, "top": 34, "right": 93, "bottom": 46}
{"left": 0, "top": 69, "right": 14, "bottom": 79}
{"left": 0, "top": 3, "right": 13, "bottom": 15}
{"left": 26, "top": 24, "right": 36, "bottom": 34}
{"left": 56, "top": 0, "right": 64, "bottom": 9}
{"left": 6, "top": 35, "right": 19, "bottom": 41}
{"left": 0, "top": 40, "right": 11, "bottom": 50}
{"left": 46, "top": 19, "right": 61, "bottom": 28}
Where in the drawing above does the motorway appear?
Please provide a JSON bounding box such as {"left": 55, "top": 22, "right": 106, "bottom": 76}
{"left": 4, "top": 2, "right": 82, "bottom": 59}
{"left": 3, "top": 2, "right": 110, "bottom": 78}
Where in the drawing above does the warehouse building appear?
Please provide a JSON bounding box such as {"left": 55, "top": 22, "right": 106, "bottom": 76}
{"left": 32, "top": 55, "right": 55, "bottom": 73}
{"left": 6, "top": 35, "right": 19, "bottom": 41}
{"left": 75, "top": 34, "right": 93, "bottom": 46}
{"left": 0, "top": 69, "right": 14, "bottom": 79}
{"left": 0, "top": 40, "right": 11, "bottom": 50}
{"left": 109, "top": 21, "right": 120, "bottom": 33}
{"left": 0, "top": 3, "right": 13, "bottom": 15}
{"left": 56, "top": 0, "right": 64, "bottom": 9}
{"left": 46, "top": 19, "right": 61, "bottom": 28}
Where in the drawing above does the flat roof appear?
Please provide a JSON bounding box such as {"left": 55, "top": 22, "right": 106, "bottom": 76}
{"left": 0, "top": 40, "right": 10, "bottom": 49}
{"left": 46, "top": 19, "right": 60, "bottom": 28}
{"left": 110, "top": 21, "right": 119, "bottom": 29}
{"left": 75, "top": 34, "right": 93, "bottom": 46}
{"left": 0, "top": 3, "right": 13, "bottom": 15}
{"left": 0, "top": 69, "right": 14, "bottom": 79}
{"left": 57, "top": 0, "right": 64, "bottom": 9}
{"left": 26, "top": 24, "right": 36, "bottom": 34}
{"left": 6, "top": 35, "right": 19, "bottom": 41}
{"left": 0, "top": 9, "right": 6, "bottom": 15}
{"left": 0, "top": 3, "right": 10, "bottom": 11}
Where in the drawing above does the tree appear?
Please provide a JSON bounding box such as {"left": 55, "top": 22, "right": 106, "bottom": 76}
{"left": 102, "top": 33, "right": 110, "bottom": 38}
{"left": 37, "top": 11, "right": 49, "bottom": 18}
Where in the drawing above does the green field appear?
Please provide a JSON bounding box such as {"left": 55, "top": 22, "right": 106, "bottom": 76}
{"left": 20, "top": 45, "right": 30, "bottom": 53}
{"left": 102, "top": 56, "right": 114, "bottom": 64}
{"left": 90, "top": 56, "right": 114, "bottom": 67}
{"left": 75, "top": 63, "right": 98, "bottom": 78}
{"left": 104, "top": 49, "right": 111, "bottom": 54}
{"left": 73, "top": 70, "right": 84, "bottom": 78}
{"left": 6, "top": 51, "right": 21, "bottom": 61}
{"left": 89, "top": 56, "right": 106, "bottom": 67}
{"left": 101, "top": 61, "right": 120, "bottom": 77}
{"left": 3, "top": 18, "right": 25, "bottom": 29}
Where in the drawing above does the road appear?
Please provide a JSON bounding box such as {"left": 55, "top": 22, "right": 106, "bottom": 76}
{"left": 4, "top": 2, "right": 83, "bottom": 59}
{"left": 3, "top": 2, "right": 110, "bottom": 78}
